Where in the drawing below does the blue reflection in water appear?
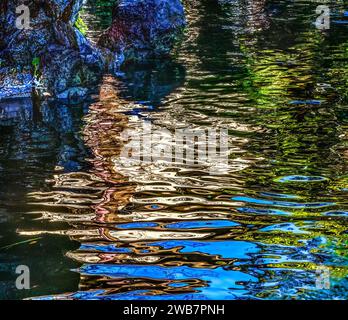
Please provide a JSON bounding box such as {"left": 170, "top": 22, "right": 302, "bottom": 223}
{"left": 76, "top": 264, "right": 258, "bottom": 299}
{"left": 259, "top": 223, "right": 310, "bottom": 234}
{"left": 117, "top": 222, "right": 159, "bottom": 229}
{"left": 115, "top": 220, "right": 240, "bottom": 229}
{"left": 168, "top": 282, "right": 190, "bottom": 287}
{"left": 165, "top": 220, "right": 240, "bottom": 229}
{"left": 78, "top": 240, "right": 259, "bottom": 259}
{"left": 232, "top": 196, "right": 334, "bottom": 208}
{"left": 79, "top": 244, "right": 132, "bottom": 253}
{"left": 275, "top": 175, "right": 328, "bottom": 183}
{"left": 236, "top": 207, "right": 292, "bottom": 216}
{"left": 149, "top": 240, "right": 259, "bottom": 259}
{"left": 289, "top": 100, "right": 322, "bottom": 105}
{"left": 323, "top": 211, "right": 348, "bottom": 217}
{"left": 332, "top": 20, "right": 348, "bottom": 24}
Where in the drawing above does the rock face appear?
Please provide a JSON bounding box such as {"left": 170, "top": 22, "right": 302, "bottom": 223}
{"left": 0, "top": 0, "right": 186, "bottom": 101}
{"left": 99, "top": 0, "right": 186, "bottom": 66}
{"left": 0, "top": 0, "right": 84, "bottom": 65}
{"left": 0, "top": 69, "right": 33, "bottom": 101}
{"left": 0, "top": 0, "right": 103, "bottom": 100}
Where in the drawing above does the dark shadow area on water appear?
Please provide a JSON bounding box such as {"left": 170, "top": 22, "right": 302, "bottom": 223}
{"left": 0, "top": 96, "right": 89, "bottom": 299}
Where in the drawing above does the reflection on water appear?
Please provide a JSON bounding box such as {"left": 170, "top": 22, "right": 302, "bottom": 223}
{"left": 1, "top": 0, "right": 348, "bottom": 300}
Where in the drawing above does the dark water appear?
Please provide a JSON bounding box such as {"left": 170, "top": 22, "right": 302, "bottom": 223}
{"left": 1, "top": 0, "right": 348, "bottom": 300}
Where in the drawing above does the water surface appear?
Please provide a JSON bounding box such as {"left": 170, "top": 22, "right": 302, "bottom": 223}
{"left": 1, "top": 0, "right": 348, "bottom": 300}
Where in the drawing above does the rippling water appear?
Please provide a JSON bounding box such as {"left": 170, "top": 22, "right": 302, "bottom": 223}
{"left": 1, "top": 0, "right": 348, "bottom": 300}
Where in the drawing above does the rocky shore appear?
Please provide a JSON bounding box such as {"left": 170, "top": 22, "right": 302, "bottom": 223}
{"left": 0, "top": 0, "right": 186, "bottom": 102}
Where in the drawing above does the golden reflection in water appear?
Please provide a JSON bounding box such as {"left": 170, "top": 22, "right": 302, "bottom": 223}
{"left": 83, "top": 75, "right": 136, "bottom": 224}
